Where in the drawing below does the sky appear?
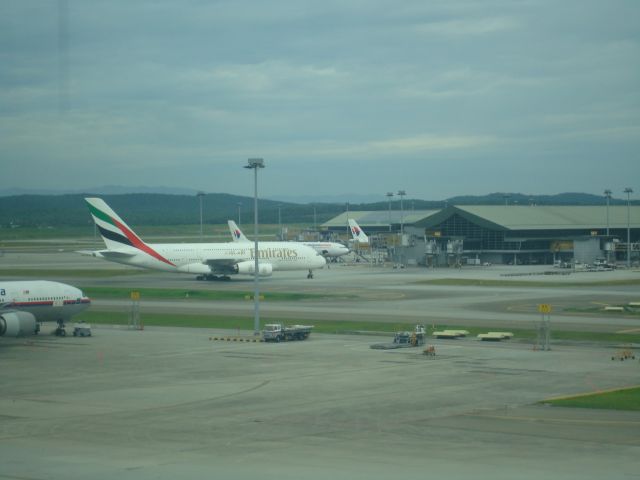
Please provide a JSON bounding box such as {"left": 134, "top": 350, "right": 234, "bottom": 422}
{"left": 1, "top": 0, "right": 639, "bottom": 202}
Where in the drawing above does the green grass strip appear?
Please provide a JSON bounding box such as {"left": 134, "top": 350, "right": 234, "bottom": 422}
{"left": 82, "top": 286, "right": 339, "bottom": 301}
{"left": 542, "top": 386, "right": 640, "bottom": 411}
{"left": 72, "top": 310, "right": 640, "bottom": 343}
{"left": 75, "top": 311, "right": 431, "bottom": 333}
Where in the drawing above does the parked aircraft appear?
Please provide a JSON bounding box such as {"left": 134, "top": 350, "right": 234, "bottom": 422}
{"left": 228, "top": 220, "right": 349, "bottom": 259}
{"left": 0, "top": 280, "right": 90, "bottom": 337}
{"left": 348, "top": 219, "right": 369, "bottom": 244}
{"left": 84, "top": 198, "right": 326, "bottom": 280}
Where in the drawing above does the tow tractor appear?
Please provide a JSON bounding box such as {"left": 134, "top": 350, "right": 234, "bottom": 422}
{"left": 72, "top": 321, "right": 92, "bottom": 337}
{"left": 371, "top": 325, "right": 426, "bottom": 349}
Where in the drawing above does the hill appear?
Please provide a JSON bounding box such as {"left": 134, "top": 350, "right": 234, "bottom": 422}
{"left": 0, "top": 192, "right": 634, "bottom": 228}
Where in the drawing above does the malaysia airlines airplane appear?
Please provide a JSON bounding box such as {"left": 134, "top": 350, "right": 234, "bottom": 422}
{"left": 228, "top": 220, "right": 349, "bottom": 259}
{"left": 84, "top": 198, "right": 326, "bottom": 280}
{"left": 0, "top": 280, "right": 91, "bottom": 337}
{"left": 348, "top": 219, "right": 369, "bottom": 244}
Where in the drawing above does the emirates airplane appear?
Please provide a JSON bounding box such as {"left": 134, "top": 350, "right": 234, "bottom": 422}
{"left": 228, "top": 220, "right": 349, "bottom": 259}
{"left": 84, "top": 198, "right": 326, "bottom": 280}
{"left": 0, "top": 280, "right": 91, "bottom": 337}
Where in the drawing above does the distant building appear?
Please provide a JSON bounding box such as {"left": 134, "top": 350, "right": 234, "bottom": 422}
{"left": 323, "top": 205, "right": 640, "bottom": 266}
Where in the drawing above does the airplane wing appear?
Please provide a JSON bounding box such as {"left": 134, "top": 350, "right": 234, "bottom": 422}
{"left": 76, "top": 249, "right": 136, "bottom": 259}
{"left": 203, "top": 257, "right": 245, "bottom": 274}
{"left": 203, "top": 258, "right": 242, "bottom": 267}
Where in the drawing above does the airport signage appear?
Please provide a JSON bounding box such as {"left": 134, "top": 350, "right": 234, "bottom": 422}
{"left": 538, "top": 304, "right": 552, "bottom": 314}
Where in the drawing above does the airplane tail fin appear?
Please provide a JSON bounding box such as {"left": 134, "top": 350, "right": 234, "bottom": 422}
{"left": 85, "top": 197, "right": 149, "bottom": 251}
{"left": 228, "top": 220, "right": 250, "bottom": 242}
{"left": 348, "top": 219, "right": 369, "bottom": 244}
{"left": 85, "top": 197, "right": 175, "bottom": 267}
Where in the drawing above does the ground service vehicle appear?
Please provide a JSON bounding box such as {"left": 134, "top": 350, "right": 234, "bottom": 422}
{"left": 72, "top": 322, "right": 92, "bottom": 337}
{"left": 262, "top": 323, "right": 313, "bottom": 342}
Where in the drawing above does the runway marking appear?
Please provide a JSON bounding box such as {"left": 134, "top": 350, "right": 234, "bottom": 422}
{"left": 463, "top": 412, "right": 640, "bottom": 427}
{"left": 616, "top": 328, "right": 640, "bottom": 334}
{"left": 543, "top": 384, "right": 640, "bottom": 401}
{"left": 506, "top": 303, "right": 535, "bottom": 312}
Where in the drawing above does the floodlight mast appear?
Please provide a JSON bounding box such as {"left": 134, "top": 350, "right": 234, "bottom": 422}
{"left": 624, "top": 187, "right": 633, "bottom": 268}
{"left": 604, "top": 189, "right": 612, "bottom": 263}
{"left": 244, "top": 158, "right": 265, "bottom": 335}
{"left": 386, "top": 192, "right": 394, "bottom": 232}
{"left": 397, "top": 190, "right": 406, "bottom": 236}
{"left": 604, "top": 189, "right": 612, "bottom": 236}
{"left": 196, "top": 191, "right": 205, "bottom": 239}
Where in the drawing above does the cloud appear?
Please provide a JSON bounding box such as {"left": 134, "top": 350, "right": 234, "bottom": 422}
{"left": 415, "top": 16, "right": 521, "bottom": 36}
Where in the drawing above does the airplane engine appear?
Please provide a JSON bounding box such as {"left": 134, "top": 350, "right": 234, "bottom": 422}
{"left": 0, "top": 311, "right": 38, "bottom": 337}
{"left": 177, "top": 263, "right": 213, "bottom": 274}
{"left": 235, "top": 261, "right": 273, "bottom": 277}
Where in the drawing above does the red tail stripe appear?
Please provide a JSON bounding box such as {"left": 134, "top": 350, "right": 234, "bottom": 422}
{"left": 111, "top": 217, "right": 175, "bottom": 267}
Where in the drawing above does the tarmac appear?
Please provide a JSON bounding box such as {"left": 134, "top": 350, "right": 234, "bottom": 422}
{"left": 1, "top": 325, "right": 639, "bottom": 479}
{"left": 1, "top": 250, "right": 640, "bottom": 478}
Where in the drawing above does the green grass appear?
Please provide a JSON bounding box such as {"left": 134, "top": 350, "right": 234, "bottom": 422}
{"left": 72, "top": 310, "right": 640, "bottom": 343}
{"left": 415, "top": 278, "right": 640, "bottom": 288}
{"left": 74, "top": 310, "right": 472, "bottom": 334}
{"left": 82, "top": 286, "right": 341, "bottom": 301}
{"left": 542, "top": 386, "right": 640, "bottom": 411}
{"left": 73, "top": 311, "right": 401, "bottom": 332}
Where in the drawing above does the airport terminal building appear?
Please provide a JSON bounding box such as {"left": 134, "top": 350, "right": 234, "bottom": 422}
{"left": 323, "top": 205, "right": 640, "bottom": 267}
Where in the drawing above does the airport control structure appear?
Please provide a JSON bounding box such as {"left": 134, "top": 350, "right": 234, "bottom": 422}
{"left": 322, "top": 205, "right": 640, "bottom": 267}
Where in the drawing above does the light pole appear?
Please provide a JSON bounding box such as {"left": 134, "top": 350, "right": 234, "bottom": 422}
{"left": 196, "top": 191, "right": 205, "bottom": 239}
{"left": 604, "top": 189, "right": 612, "bottom": 236}
{"left": 397, "top": 190, "right": 406, "bottom": 236}
{"left": 346, "top": 202, "right": 350, "bottom": 237}
{"left": 604, "top": 189, "right": 612, "bottom": 264}
{"left": 237, "top": 202, "right": 242, "bottom": 226}
{"left": 625, "top": 187, "right": 633, "bottom": 268}
{"left": 313, "top": 205, "right": 317, "bottom": 239}
{"left": 244, "top": 158, "right": 265, "bottom": 335}
{"left": 386, "top": 192, "right": 394, "bottom": 232}
{"left": 277, "top": 205, "right": 282, "bottom": 241}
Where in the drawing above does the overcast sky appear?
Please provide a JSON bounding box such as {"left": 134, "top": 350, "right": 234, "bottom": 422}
{"left": 1, "top": 1, "right": 639, "bottom": 202}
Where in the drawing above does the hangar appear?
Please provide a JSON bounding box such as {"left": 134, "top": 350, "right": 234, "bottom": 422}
{"left": 323, "top": 205, "right": 640, "bottom": 267}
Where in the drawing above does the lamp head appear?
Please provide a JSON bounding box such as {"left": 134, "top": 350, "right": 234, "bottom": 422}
{"left": 245, "top": 158, "right": 265, "bottom": 169}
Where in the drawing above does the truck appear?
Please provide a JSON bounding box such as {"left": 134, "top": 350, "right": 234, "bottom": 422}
{"left": 262, "top": 323, "right": 313, "bottom": 342}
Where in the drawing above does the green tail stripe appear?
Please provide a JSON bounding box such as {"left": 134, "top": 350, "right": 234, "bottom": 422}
{"left": 87, "top": 202, "right": 115, "bottom": 227}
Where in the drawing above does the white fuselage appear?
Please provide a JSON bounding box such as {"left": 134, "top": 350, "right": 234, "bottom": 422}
{"left": 302, "top": 242, "right": 350, "bottom": 258}
{"left": 96, "top": 241, "right": 326, "bottom": 274}
{"left": 0, "top": 281, "right": 91, "bottom": 322}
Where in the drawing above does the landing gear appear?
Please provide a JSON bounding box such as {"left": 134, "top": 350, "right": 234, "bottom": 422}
{"left": 307, "top": 269, "right": 314, "bottom": 279}
{"left": 196, "top": 274, "right": 231, "bottom": 281}
{"left": 55, "top": 319, "right": 66, "bottom": 337}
